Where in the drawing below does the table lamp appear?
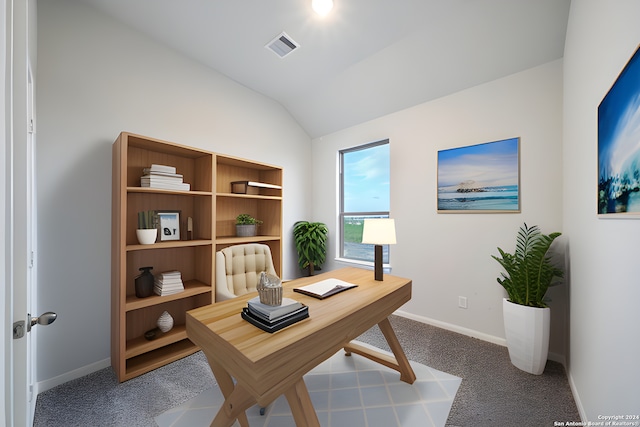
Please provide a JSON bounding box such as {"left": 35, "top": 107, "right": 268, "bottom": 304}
{"left": 361, "top": 218, "right": 396, "bottom": 281}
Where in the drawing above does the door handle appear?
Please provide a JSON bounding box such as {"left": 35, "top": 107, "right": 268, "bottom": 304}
{"left": 27, "top": 311, "right": 57, "bottom": 332}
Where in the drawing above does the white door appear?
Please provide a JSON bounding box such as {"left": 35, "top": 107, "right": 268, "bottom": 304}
{"left": 4, "top": 1, "right": 42, "bottom": 426}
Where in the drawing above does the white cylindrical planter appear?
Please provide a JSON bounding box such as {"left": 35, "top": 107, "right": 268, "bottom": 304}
{"left": 502, "top": 298, "right": 550, "bottom": 375}
{"left": 136, "top": 228, "right": 157, "bottom": 245}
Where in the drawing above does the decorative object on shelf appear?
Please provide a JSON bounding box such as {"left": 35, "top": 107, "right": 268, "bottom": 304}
{"left": 231, "top": 180, "right": 282, "bottom": 194}
{"left": 257, "top": 272, "right": 283, "bottom": 306}
{"left": 154, "top": 270, "right": 184, "bottom": 296}
{"left": 361, "top": 218, "right": 396, "bottom": 281}
{"left": 136, "top": 210, "right": 158, "bottom": 244}
{"left": 235, "top": 213, "right": 262, "bottom": 237}
{"left": 157, "top": 210, "right": 181, "bottom": 241}
{"left": 134, "top": 266, "right": 154, "bottom": 298}
{"left": 293, "top": 221, "right": 328, "bottom": 276}
{"left": 157, "top": 311, "right": 174, "bottom": 333}
{"left": 437, "top": 137, "right": 520, "bottom": 213}
{"left": 492, "top": 223, "right": 563, "bottom": 374}
{"left": 187, "top": 216, "right": 193, "bottom": 240}
{"left": 140, "top": 163, "right": 190, "bottom": 191}
{"left": 136, "top": 229, "right": 157, "bottom": 245}
{"left": 598, "top": 45, "right": 640, "bottom": 215}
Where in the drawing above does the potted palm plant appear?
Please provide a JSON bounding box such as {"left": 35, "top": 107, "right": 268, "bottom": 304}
{"left": 293, "top": 221, "right": 328, "bottom": 276}
{"left": 492, "top": 223, "right": 563, "bottom": 374}
{"left": 236, "top": 213, "right": 262, "bottom": 237}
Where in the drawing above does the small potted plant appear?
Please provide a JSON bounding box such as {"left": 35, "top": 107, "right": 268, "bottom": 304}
{"left": 136, "top": 210, "right": 158, "bottom": 244}
{"left": 236, "top": 213, "right": 262, "bottom": 237}
{"left": 492, "top": 223, "right": 563, "bottom": 374}
{"left": 293, "top": 221, "right": 328, "bottom": 276}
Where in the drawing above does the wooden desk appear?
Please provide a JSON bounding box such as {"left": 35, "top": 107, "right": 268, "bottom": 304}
{"left": 186, "top": 267, "right": 416, "bottom": 427}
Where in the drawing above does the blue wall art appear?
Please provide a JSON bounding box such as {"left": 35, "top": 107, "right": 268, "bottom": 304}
{"left": 598, "top": 44, "right": 640, "bottom": 216}
{"left": 437, "top": 137, "right": 520, "bottom": 213}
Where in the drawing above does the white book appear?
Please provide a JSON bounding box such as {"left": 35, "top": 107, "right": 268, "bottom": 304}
{"left": 141, "top": 181, "right": 191, "bottom": 191}
{"left": 154, "top": 286, "right": 183, "bottom": 296}
{"left": 157, "top": 271, "right": 182, "bottom": 279}
{"left": 293, "top": 278, "right": 357, "bottom": 299}
{"left": 141, "top": 175, "right": 184, "bottom": 183}
{"left": 149, "top": 164, "right": 176, "bottom": 174}
{"left": 143, "top": 168, "right": 183, "bottom": 179}
{"left": 247, "top": 181, "right": 282, "bottom": 189}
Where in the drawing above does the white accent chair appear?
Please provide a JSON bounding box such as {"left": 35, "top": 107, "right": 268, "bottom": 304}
{"left": 215, "top": 243, "right": 277, "bottom": 302}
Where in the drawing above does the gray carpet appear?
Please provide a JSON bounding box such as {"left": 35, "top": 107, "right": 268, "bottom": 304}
{"left": 33, "top": 315, "right": 580, "bottom": 426}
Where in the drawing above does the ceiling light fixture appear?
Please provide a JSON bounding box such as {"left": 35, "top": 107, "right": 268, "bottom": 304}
{"left": 312, "top": 0, "right": 333, "bottom": 16}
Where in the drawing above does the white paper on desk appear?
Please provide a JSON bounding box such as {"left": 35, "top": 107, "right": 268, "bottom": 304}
{"left": 294, "top": 278, "right": 357, "bottom": 298}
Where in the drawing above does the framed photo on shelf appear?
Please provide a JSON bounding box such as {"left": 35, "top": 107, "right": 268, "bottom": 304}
{"left": 437, "top": 137, "right": 520, "bottom": 213}
{"left": 598, "top": 44, "right": 640, "bottom": 216}
{"left": 157, "top": 210, "right": 181, "bottom": 241}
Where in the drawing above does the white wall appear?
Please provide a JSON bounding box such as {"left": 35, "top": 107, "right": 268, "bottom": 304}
{"left": 35, "top": 0, "right": 311, "bottom": 385}
{"left": 563, "top": 0, "right": 640, "bottom": 420}
{"left": 312, "top": 61, "right": 567, "bottom": 354}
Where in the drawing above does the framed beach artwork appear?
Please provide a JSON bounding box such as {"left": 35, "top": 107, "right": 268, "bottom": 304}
{"left": 598, "top": 44, "right": 640, "bottom": 216}
{"left": 437, "top": 137, "right": 520, "bottom": 213}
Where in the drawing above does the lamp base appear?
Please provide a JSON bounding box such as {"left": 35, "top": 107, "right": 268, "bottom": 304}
{"left": 374, "top": 244, "right": 383, "bottom": 281}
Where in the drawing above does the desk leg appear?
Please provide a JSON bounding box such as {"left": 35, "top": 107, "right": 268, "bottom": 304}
{"left": 378, "top": 317, "right": 416, "bottom": 384}
{"left": 344, "top": 317, "right": 417, "bottom": 384}
{"left": 205, "top": 354, "right": 251, "bottom": 427}
{"left": 284, "top": 378, "right": 321, "bottom": 427}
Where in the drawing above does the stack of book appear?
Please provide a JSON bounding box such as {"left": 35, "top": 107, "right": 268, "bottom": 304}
{"left": 242, "top": 297, "right": 308, "bottom": 333}
{"left": 154, "top": 271, "right": 184, "bottom": 296}
{"left": 141, "top": 164, "right": 190, "bottom": 191}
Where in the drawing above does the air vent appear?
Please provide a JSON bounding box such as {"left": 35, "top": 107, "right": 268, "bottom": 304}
{"left": 265, "top": 31, "right": 300, "bottom": 58}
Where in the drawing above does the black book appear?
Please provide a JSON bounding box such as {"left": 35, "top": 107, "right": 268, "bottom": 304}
{"left": 241, "top": 305, "right": 309, "bottom": 333}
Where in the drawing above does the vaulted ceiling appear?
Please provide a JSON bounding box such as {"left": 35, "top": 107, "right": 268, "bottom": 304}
{"left": 76, "top": 0, "right": 571, "bottom": 138}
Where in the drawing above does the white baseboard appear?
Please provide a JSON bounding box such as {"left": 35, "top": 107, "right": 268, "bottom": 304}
{"left": 567, "top": 370, "right": 587, "bottom": 422}
{"left": 36, "top": 357, "right": 111, "bottom": 394}
{"left": 393, "top": 309, "right": 566, "bottom": 366}
{"left": 394, "top": 309, "right": 508, "bottom": 346}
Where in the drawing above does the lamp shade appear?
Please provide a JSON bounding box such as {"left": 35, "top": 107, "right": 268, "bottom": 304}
{"left": 361, "top": 218, "right": 396, "bottom": 245}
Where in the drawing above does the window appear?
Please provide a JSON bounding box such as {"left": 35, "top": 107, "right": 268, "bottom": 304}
{"left": 339, "top": 140, "right": 390, "bottom": 263}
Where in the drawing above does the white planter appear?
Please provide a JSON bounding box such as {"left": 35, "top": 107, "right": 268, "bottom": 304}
{"left": 136, "top": 228, "right": 157, "bottom": 245}
{"left": 502, "top": 298, "right": 550, "bottom": 375}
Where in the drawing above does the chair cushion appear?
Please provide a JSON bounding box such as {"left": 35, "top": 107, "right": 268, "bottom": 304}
{"left": 220, "top": 244, "right": 276, "bottom": 298}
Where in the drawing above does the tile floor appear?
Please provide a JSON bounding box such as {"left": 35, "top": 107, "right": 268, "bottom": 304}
{"left": 155, "top": 342, "right": 461, "bottom": 427}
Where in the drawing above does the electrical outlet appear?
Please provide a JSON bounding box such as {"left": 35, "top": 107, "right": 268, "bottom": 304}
{"left": 458, "top": 296, "right": 468, "bottom": 309}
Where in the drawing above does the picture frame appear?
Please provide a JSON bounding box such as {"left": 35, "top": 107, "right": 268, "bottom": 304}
{"left": 437, "top": 137, "right": 520, "bottom": 213}
{"left": 597, "top": 44, "right": 640, "bottom": 216}
{"left": 157, "top": 210, "right": 181, "bottom": 241}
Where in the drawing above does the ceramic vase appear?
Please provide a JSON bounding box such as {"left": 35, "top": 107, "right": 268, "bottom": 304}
{"left": 134, "top": 266, "right": 154, "bottom": 298}
{"left": 136, "top": 228, "right": 157, "bottom": 245}
{"left": 157, "top": 311, "right": 174, "bottom": 333}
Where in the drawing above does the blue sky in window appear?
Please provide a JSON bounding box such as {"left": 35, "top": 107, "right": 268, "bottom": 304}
{"left": 344, "top": 144, "right": 390, "bottom": 212}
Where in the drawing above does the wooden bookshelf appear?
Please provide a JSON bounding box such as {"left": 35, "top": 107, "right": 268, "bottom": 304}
{"left": 215, "top": 154, "right": 283, "bottom": 284}
{"left": 112, "top": 133, "right": 284, "bottom": 381}
{"left": 111, "top": 132, "right": 214, "bottom": 382}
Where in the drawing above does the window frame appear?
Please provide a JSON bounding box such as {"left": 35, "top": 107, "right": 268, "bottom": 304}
{"left": 338, "top": 139, "right": 390, "bottom": 265}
